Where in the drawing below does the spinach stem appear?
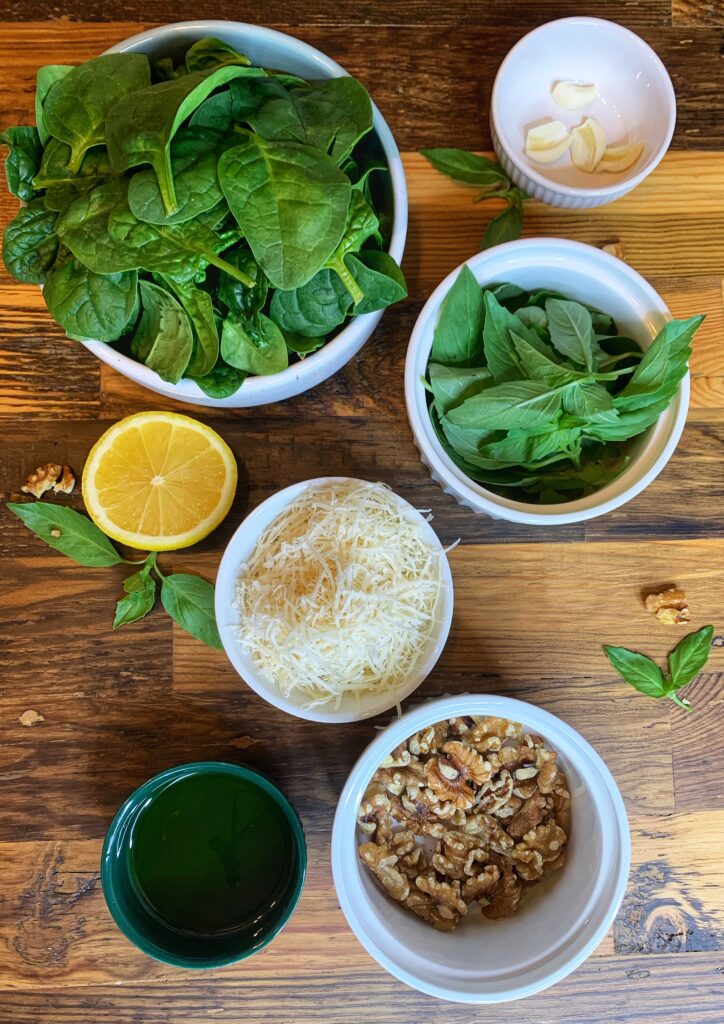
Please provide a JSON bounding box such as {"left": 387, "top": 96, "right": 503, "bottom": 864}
{"left": 329, "top": 257, "right": 364, "bottom": 304}
{"left": 206, "top": 252, "right": 255, "bottom": 288}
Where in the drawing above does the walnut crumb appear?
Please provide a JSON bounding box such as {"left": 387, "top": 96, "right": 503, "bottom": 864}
{"left": 21, "top": 463, "right": 75, "bottom": 499}
{"left": 645, "top": 587, "right": 690, "bottom": 625}
{"left": 19, "top": 709, "right": 44, "bottom": 727}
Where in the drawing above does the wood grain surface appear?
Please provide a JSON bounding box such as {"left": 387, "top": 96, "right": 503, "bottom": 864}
{"left": 1, "top": 4, "right": 723, "bottom": 1023}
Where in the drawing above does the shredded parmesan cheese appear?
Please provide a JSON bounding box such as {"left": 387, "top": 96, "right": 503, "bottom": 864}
{"left": 235, "top": 481, "right": 444, "bottom": 709}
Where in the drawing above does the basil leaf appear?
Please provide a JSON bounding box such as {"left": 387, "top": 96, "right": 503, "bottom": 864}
{"left": 428, "top": 363, "right": 493, "bottom": 415}
{"left": 160, "top": 573, "right": 222, "bottom": 649}
{"left": 482, "top": 291, "right": 554, "bottom": 383}
{"left": 509, "top": 331, "right": 570, "bottom": 385}
{"left": 421, "top": 148, "right": 508, "bottom": 187}
{"left": 561, "top": 381, "right": 613, "bottom": 417}
{"left": 667, "top": 625, "right": 714, "bottom": 688}
{"left": 431, "top": 265, "right": 485, "bottom": 367}
{"left": 615, "top": 316, "right": 704, "bottom": 412}
{"left": 114, "top": 566, "right": 157, "bottom": 628}
{"left": 545, "top": 298, "right": 596, "bottom": 371}
{"left": 479, "top": 426, "right": 582, "bottom": 465}
{"left": 602, "top": 645, "right": 668, "bottom": 698}
{"left": 447, "top": 379, "right": 563, "bottom": 431}
{"left": 482, "top": 200, "right": 522, "bottom": 250}
{"left": 7, "top": 502, "right": 123, "bottom": 567}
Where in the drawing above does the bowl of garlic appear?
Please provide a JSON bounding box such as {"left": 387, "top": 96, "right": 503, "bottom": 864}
{"left": 490, "top": 17, "right": 676, "bottom": 209}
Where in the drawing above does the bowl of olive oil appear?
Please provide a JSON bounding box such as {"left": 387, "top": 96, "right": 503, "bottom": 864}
{"left": 101, "top": 762, "right": 306, "bottom": 967}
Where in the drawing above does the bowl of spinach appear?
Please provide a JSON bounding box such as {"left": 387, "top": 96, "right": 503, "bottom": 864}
{"left": 1, "top": 21, "right": 407, "bottom": 406}
{"left": 405, "top": 238, "right": 703, "bottom": 525}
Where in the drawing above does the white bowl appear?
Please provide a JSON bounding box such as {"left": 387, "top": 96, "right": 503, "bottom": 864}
{"left": 491, "top": 17, "right": 676, "bottom": 208}
{"left": 86, "top": 20, "right": 408, "bottom": 408}
{"left": 331, "top": 693, "right": 630, "bottom": 1003}
{"left": 404, "top": 237, "right": 689, "bottom": 526}
{"left": 214, "top": 478, "right": 454, "bottom": 723}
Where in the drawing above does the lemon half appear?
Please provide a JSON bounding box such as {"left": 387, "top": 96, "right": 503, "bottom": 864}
{"left": 82, "top": 411, "right": 237, "bottom": 551}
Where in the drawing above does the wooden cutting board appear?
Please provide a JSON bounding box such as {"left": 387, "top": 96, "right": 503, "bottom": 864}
{"left": 0, "top": 5, "right": 723, "bottom": 1023}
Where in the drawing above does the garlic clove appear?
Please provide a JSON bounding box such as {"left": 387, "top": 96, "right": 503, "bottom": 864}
{"left": 596, "top": 142, "right": 645, "bottom": 173}
{"left": 551, "top": 81, "right": 599, "bottom": 110}
{"left": 525, "top": 121, "right": 572, "bottom": 164}
{"left": 570, "top": 117, "right": 607, "bottom": 172}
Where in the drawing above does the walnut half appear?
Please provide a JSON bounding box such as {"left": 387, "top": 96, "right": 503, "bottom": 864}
{"left": 21, "top": 463, "right": 75, "bottom": 499}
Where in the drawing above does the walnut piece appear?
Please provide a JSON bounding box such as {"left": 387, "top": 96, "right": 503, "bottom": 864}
{"left": 359, "top": 842, "right": 409, "bottom": 902}
{"left": 645, "top": 587, "right": 690, "bottom": 625}
{"left": 21, "top": 463, "right": 75, "bottom": 499}
{"left": 357, "top": 713, "right": 570, "bottom": 932}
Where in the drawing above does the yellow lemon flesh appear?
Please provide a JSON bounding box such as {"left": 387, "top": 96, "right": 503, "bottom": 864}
{"left": 82, "top": 411, "right": 237, "bottom": 551}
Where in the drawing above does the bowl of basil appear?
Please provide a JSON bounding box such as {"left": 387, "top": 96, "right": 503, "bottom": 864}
{"left": 405, "top": 238, "right": 703, "bottom": 525}
{"left": 1, "top": 21, "right": 407, "bottom": 406}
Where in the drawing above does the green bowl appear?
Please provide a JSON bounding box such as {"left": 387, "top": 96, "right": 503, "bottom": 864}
{"left": 101, "top": 761, "right": 306, "bottom": 968}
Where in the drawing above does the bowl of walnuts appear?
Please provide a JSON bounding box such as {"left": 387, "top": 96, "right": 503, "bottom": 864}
{"left": 331, "top": 693, "right": 630, "bottom": 1003}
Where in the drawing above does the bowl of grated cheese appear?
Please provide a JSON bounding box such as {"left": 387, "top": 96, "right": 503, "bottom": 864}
{"left": 215, "top": 478, "right": 454, "bottom": 723}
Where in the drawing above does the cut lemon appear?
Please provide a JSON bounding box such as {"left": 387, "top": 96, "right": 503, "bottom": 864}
{"left": 82, "top": 411, "right": 237, "bottom": 551}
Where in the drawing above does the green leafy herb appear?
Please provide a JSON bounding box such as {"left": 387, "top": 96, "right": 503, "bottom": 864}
{"left": 423, "top": 269, "right": 704, "bottom": 503}
{"left": 1, "top": 37, "right": 406, "bottom": 398}
{"left": 7, "top": 502, "right": 124, "bottom": 566}
{"left": 159, "top": 572, "right": 222, "bottom": 649}
{"left": 114, "top": 556, "right": 157, "bottom": 628}
{"left": 603, "top": 625, "right": 715, "bottom": 711}
{"left": 422, "top": 147, "right": 528, "bottom": 249}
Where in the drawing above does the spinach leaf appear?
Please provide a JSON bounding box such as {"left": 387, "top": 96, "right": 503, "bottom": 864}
{"left": 44, "top": 53, "right": 150, "bottom": 173}
{"left": 347, "top": 251, "right": 407, "bottom": 314}
{"left": 428, "top": 363, "right": 493, "bottom": 415}
{"left": 2, "top": 198, "right": 59, "bottom": 284}
{"left": 157, "top": 276, "right": 219, "bottom": 378}
{"left": 131, "top": 279, "right": 194, "bottom": 383}
{"left": 249, "top": 76, "right": 373, "bottom": 164}
{"left": 322, "top": 190, "right": 379, "bottom": 301}
{"left": 221, "top": 313, "right": 289, "bottom": 376}
{"left": 545, "top": 298, "right": 596, "bottom": 371}
{"left": 284, "top": 332, "right": 326, "bottom": 355}
{"left": 218, "top": 245, "right": 269, "bottom": 317}
{"left": 421, "top": 148, "right": 509, "bottom": 187}
{"left": 270, "top": 268, "right": 351, "bottom": 337}
{"left": 43, "top": 260, "right": 138, "bottom": 342}
{"left": 447, "top": 379, "right": 563, "bottom": 431}
{"left": 127, "top": 126, "right": 224, "bottom": 225}
{"left": 7, "top": 502, "right": 123, "bottom": 566}
{"left": 35, "top": 65, "right": 72, "bottom": 145}
{"left": 431, "top": 265, "right": 485, "bottom": 367}
{"left": 106, "top": 65, "right": 265, "bottom": 216}
{"left": 192, "top": 361, "right": 247, "bottom": 398}
{"left": 34, "top": 139, "right": 115, "bottom": 211}
{"left": 1, "top": 126, "right": 42, "bottom": 201}
{"left": 160, "top": 572, "right": 222, "bottom": 649}
{"left": 218, "top": 134, "right": 351, "bottom": 290}
{"left": 184, "top": 37, "right": 252, "bottom": 72}
{"left": 188, "top": 90, "right": 234, "bottom": 135}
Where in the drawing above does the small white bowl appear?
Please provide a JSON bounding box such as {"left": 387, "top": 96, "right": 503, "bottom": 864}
{"left": 491, "top": 17, "right": 676, "bottom": 208}
{"left": 405, "top": 237, "right": 689, "bottom": 526}
{"left": 331, "top": 693, "right": 630, "bottom": 1004}
{"left": 87, "top": 20, "right": 408, "bottom": 408}
{"left": 214, "top": 478, "right": 454, "bottom": 723}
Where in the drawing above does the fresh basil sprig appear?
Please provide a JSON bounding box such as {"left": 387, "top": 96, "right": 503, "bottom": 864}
{"left": 7, "top": 502, "right": 220, "bottom": 648}
{"left": 421, "top": 148, "right": 528, "bottom": 249}
{"left": 603, "top": 625, "right": 715, "bottom": 711}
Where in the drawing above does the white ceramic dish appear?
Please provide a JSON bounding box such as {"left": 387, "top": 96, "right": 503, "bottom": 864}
{"left": 85, "top": 20, "right": 407, "bottom": 408}
{"left": 405, "top": 237, "right": 689, "bottom": 525}
{"left": 491, "top": 17, "right": 676, "bottom": 208}
{"left": 332, "top": 693, "right": 630, "bottom": 1003}
{"left": 214, "top": 477, "right": 454, "bottom": 723}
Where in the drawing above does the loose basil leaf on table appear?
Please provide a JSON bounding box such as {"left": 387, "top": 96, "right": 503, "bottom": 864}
{"left": 160, "top": 573, "right": 223, "bottom": 649}
{"left": 114, "top": 559, "right": 157, "bottom": 629}
{"left": 7, "top": 503, "right": 124, "bottom": 567}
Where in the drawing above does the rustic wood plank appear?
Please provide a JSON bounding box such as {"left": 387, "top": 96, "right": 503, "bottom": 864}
{"left": 672, "top": 667, "right": 724, "bottom": 812}
{"left": 1, "top": 24, "right": 723, "bottom": 150}
{"left": 2, "top": 809, "right": 723, "bottom": 990}
{"left": 672, "top": 0, "right": 724, "bottom": 26}
{"left": 3, "top": 2, "right": 673, "bottom": 28}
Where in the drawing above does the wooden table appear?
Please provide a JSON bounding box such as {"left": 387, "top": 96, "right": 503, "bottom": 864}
{"left": 1, "top": 2, "right": 723, "bottom": 1022}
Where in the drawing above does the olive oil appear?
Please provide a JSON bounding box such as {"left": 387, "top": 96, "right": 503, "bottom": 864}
{"left": 129, "top": 770, "right": 294, "bottom": 936}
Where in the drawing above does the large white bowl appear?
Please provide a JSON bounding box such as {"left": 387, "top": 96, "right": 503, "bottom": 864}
{"left": 87, "top": 20, "right": 407, "bottom": 407}
{"left": 331, "top": 693, "right": 630, "bottom": 1003}
{"left": 491, "top": 17, "right": 676, "bottom": 209}
{"left": 405, "top": 238, "right": 690, "bottom": 525}
{"left": 214, "top": 478, "right": 454, "bottom": 723}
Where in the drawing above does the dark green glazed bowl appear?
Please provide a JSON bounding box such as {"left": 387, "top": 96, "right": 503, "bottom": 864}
{"left": 101, "top": 761, "right": 306, "bottom": 969}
